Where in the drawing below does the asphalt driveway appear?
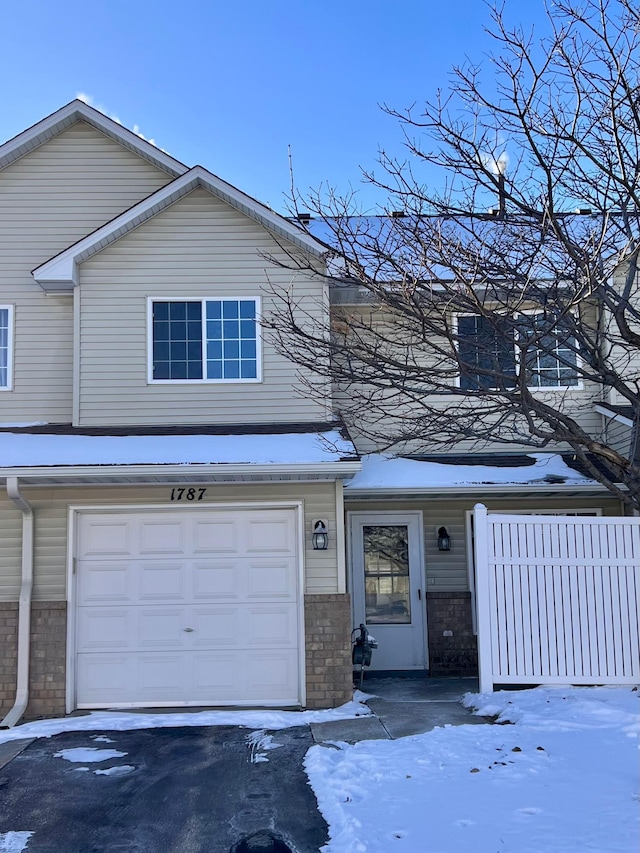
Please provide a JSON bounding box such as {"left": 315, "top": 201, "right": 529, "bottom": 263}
{"left": 0, "top": 725, "right": 328, "bottom": 853}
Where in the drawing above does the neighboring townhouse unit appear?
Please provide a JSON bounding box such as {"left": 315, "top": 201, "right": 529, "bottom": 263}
{"left": 0, "top": 102, "right": 628, "bottom": 724}
{"left": 0, "top": 101, "right": 359, "bottom": 723}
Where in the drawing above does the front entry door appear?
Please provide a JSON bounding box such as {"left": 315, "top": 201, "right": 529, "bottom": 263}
{"left": 350, "top": 512, "right": 427, "bottom": 670}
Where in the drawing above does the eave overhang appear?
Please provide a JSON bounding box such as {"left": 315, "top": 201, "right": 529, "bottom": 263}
{"left": 344, "top": 482, "right": 612, "bottom": 500}
{"left": 0, "top": 461, "right": 362, "bottom": 488}
{"left": 32, "top": 166, "right": 327, "bottom": 292}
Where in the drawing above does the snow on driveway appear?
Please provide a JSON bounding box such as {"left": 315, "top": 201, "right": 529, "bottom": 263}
{"left": 53, "top": 748, "right": 127, "bottom": 763}
{"left": 0, "top": 832, "right": 33, "bottom": 853}
{"left": 0, "top": 696, "right": 371, "bottom": 745}
{"left": 305, "top": 686, "right": 639, "bottom": 853}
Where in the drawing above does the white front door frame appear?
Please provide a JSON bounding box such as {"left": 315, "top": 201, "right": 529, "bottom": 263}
{"left": 66, "top": 501, "right": 306, "bottom": 713}
{"left": 348, "top": 510, "right": 427, "bottom": 671}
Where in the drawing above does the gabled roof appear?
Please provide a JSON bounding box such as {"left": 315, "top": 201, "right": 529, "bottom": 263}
{"left": 0, "top": 99, "right": 188, "bottom": 178}
{"left": 32, "top": 165, "right": 327, "bottom": 291}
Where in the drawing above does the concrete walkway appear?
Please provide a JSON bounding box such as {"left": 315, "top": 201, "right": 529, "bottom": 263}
{"left": 310, "top": 675, "right": 489, "bottom": 743}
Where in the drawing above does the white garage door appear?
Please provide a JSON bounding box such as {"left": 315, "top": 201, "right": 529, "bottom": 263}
{"left": 75, "top": 507, "right": 302, "bottom": 708}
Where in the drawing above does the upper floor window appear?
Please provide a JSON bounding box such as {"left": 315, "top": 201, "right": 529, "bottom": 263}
{"left": 521, "top": 314, "right": 580, "bottom": 388}
{"left": 457, "top": 312, "right": 580, "bottom": 391}
{"left": 457, "top": 314, "right": 516, "bottom": 390}
{"left": 0, "top": 306, "right": 13, "bottom": 390}
{"left": 149, "top": 298, "right": 261, "bottom": 383}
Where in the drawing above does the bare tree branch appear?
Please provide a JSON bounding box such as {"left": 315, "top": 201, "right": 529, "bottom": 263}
{"left": 268, "top": 0, "right": 640, "bottom": 510}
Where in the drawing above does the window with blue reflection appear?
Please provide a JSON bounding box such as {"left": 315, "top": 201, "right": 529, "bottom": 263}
{"left": 153, "top": 298, "right": 258, "bottom": 381}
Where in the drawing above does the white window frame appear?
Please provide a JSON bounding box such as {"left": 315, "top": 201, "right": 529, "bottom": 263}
{"left": 516, "top": 309, "right": 583, "bottom": 391}
{"left": 0, "top": 305, "right": 14, "bottom": 391}
{"left": 465, "top": 506, "right": 603, "bottom": 634}
{"left": 147, "top": 296, "right": 262, "bottom": 385}
{"left": 453, "top": 311, "right": 583, "bottom": 392}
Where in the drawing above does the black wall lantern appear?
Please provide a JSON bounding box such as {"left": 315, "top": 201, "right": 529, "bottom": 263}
{"left": 437, "top": 526, "right": 451, "bottom": 551}
{"left": 312, "top": 519, "right": 329, "bottom": 550}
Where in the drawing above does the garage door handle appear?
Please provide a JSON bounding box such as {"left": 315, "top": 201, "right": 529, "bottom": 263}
{"left": 183, "top": 628, "right": 194, "bottom": 632}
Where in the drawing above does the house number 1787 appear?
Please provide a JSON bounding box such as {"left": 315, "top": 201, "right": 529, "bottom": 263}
{"left": 170, "top": 488, "right": 207, "bottom": 502}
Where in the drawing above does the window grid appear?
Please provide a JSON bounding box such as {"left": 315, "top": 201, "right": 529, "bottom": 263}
{"left": 151, "top": 298, "right": 259, "bottom": 383}
{"left": 523, "top": 315, "right": 579, "bottom": 388}
{"left": 458, "top": 315, "right": 516, "bottom": 391}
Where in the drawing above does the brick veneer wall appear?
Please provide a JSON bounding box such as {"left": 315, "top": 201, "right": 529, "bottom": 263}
{"left": 27, "top": 602, "right": 67, "bottom": 719}
{"left": 426, "top": 591, "right": 478, "bottom": 676}
{"left": 0, "top": 602, "right": 67, "bottom": 721}
{"left": 0, "top": 602, "right": 18, "bottom": 718}
{"left": 304, "top": 593, "right": 353, "bottom": 708}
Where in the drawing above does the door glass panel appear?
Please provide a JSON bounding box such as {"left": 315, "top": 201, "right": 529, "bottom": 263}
{"left": 363, "top": 525, "right": 411, "bottom": 624}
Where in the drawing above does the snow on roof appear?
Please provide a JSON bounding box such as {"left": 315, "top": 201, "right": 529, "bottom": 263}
{"left": 0, "top": 430, "right": 357, "bottom": 468}
{"left": 345, "top": 453, "right": 595, "bottom": 491}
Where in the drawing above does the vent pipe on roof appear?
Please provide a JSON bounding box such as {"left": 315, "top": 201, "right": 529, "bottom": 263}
{"left": 1, "top": 478, "right": 33, "bottom": 729}
{"left": 497, "top": 172, "right": 506, "bottom": 220}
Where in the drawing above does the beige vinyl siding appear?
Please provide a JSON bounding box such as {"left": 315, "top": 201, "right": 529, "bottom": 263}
{"left": 0, "top": 496, "right": 22, "bottom": 598}
{"left": 77, "top": 188, "right": 330, "bottom": 425}
{"left": 606, "top": 268, "right": 640, "bottom": 406}
{"left": 602, "top": 415, "right": 632, "bottom": 458}
{"left": 333, "top": 303, "right": 607, "bottom": 456}
{"left": 346, "top": 495, "right": 622, "bottom": 592}
{"left": 0, "top": 122, "right": 172, "bottom": 423}
{"left": 0, "top": 481, "right": 341, "bottom": 602}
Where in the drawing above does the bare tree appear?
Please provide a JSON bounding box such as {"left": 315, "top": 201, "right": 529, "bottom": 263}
{"left": 266, "top": 0, "right": 640, "bottom": 510}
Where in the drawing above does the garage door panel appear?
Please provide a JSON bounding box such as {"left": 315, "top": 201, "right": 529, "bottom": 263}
{"left": 77, "top": 654, "right": 134, "bottom": 702}
{"left": 137, "top": 655, "right": 185, "bottom": 697}
{"left": 191, "top": 653, "right": 241, "bottom": 694}
{"left": 139, "top": 520, "right": 185, "bottom": 554}
{"left": 77, "top": 562, "right": 130, "bottom": 602}
{"left": 191, "top": 607, "right": 241, "bottom": 646}
{"left": 138, "top": 609, "right": 189, "bottom": 648}
{"left": 245, "top": 605, "right": 298, "bottom": 645}
{"left": 192, "top": 518, "right": 238, "bottom": 553}
{"left": 138, "top": 562, "right": 187, "bottom": 601}
{"left": 246, "top": 516, "right": 296, "bottom": 553}
{"left": 77, "top": 609, "right": 132, "bottom": 651}
{"left": 245, "top": 650, "right": 298, "bottom": 700}
{"left": 76, "top": 507, "right": 302, "bottom": 708}
{"left": 246, "top": 559, "right": 297, "bottom": 599}
{"left": 79, "top": 517, "right": 132, "bottom": 557}
{"left": 192, "top": 562, "right": 241, "bottom": 600}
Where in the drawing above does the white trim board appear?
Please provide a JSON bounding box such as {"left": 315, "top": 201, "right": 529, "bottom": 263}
{"left": 595, "top": 404, "right": 634, "bottom": 428}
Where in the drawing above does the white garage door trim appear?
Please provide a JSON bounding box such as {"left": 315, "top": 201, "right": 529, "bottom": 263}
{"left": 65, "top": 502, "right": 306, "bottom": 713}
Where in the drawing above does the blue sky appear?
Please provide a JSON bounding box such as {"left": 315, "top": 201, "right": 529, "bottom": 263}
{"left": 1, "top": 1, "right": 551, "bottom": 212}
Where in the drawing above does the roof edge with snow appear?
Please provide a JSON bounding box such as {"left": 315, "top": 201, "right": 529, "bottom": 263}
{"left": 343, "top": 452, "right": 610, "bottom": 496}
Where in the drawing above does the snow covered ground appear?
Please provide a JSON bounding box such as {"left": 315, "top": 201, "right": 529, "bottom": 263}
{"left": 306, "top": 686, "right": 639, "bottom": 853}
{"left": 0, "top": 687, "right": 637, "bottom": 853}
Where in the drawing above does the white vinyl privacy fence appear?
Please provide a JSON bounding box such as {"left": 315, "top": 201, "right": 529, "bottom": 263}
{"left": 473, "top": 504, "right": 640, "bottom": 693}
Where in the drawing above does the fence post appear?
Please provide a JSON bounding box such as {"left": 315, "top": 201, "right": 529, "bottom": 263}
{"left": 474, "top": 503, "right": 494, "bottom": 694}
